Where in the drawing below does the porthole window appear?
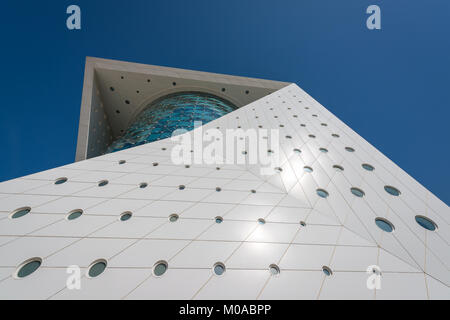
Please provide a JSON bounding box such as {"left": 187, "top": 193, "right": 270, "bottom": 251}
{"left": 269, "top": 264, "right": 280, "bottom": 276}
{"left": 216, "top": 187, "right": 222, "bottom": 192}
{"left": 98, "top": 180, "right": 109, "bottom": 187}
{"left": 10, "top": 207, "right": 31, "bottom": 219}
{"left": 350, "top": 187, "right": 365, "bottom": 198}
{"left": 299, "top": 221, "right": 306, "bottom": 227}
{"left": 125, "top": 100, "right": 130, "bottom": 105}
{"left": 362, "top": 163, "right": 375, "bottom": 171}
{"left": 319, "top": 148, "right": 328, "bottom": 153}
{"left": 258, "top": 218, "right": 266, "bottom": 225}
{"left": 67, "top": 209, "right": 83, "bottom": 221}
{"left": 316, "top": 189, "right": 329, "bottom": 198}
{"left": 303, "top": 166, "right": 313, "bottom": 173}
{"left": 109, "top": 87, "right": 115, "bottom": 91}
{"left": 213, "top": 262, "right": 226, "bottom": 276}
{"left": 333, "top": 165, "right": 344, "bottom": 172}
{"left": 153, "top": 261, "right": 168, "bottom": 276}
{"left": 179, "top": 185, "right": 186, "bottom": 190}
{"left": 215, "top": 216, "right": 223, "bottom": 224}
{"left": 15, "top": 258, "right": 42, "bottom": 279}
{"left": 185, "top": 165, "right": 190, "bottom": 168}
{"left": 87, "top": 259, "right": 107, "bottom": 278}
{"left": 250, "top": 189, "right": 256, "bottom": 193}
{"left": 415, "top": 215, "right": 437, "bottom": 231}
{"left": 274, "top": 167, "right": 283, "bottom": 173}
{"left": 152, "top": 162, "right": 159, "bottom": 166}
{"left": 139, "top": 182, "right": 148, "bottom": 189}
{"left": 293, "top": 148, "right": 301, "bottom": 154}
{"left": 54, "top": 177, "right": 68, "bottom": 185}
{"left": 120, "top": 211, "right": 132, "bottom": 221}
{"left": 384, "top": 185, "right": 401, "bottom": 196}
{"left": 322, "top": 266, "right": 333, "bottom": 276}
{"left": 172, "top": 82, "right": 177, "bottom": 86}
{"left": 345, "top": 147, "right": 355, "bottom": 152}
{"left": 118, "top": 160, "right": 126, "bottom": 165}
{"left": 375, "top": 217, "right": 395, "bottom": 233}
{"left": 169, "top": 214, "right": 179, "bottom": 222}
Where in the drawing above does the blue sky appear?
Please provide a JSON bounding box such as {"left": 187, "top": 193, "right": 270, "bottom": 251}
{"left": 0, "top": 0, "right": 449, "bottom": 204}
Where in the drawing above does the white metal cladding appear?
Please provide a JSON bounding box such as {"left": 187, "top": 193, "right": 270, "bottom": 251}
{"left": 0, "top": 83, "right": 448, "bottom": 300}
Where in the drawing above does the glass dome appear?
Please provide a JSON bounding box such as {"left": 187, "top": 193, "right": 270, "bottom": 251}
{"left": 107, "top": 91, "right": 237, "bottom": 153}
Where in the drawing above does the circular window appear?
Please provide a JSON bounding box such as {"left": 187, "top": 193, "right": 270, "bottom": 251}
{"left": 333, "top": 165, "right": 344, "bottom": 172}
{"left": 274, "top": 167, "right": 283, "bottom": 173}
{"left": 269, "top": 264, "right": 280, "bottom": 276}
{"left": 299, "top": 221, "right": 306, "bottom": 227}
{"left": 139, "top": 182, "right": 148, "bottom": 189}
{"left": 213, "top": 262, "right": 226, "bottom": 276}
{"left": 215, "top": 187, "right": 222, "bottom": 192}
{"left": 15, "top": 258, "right": 42, "bottom": 279}
{"left": 215, "top": 216, "right": 223, "bottom": 224}
{"left": 98, "top": 180, "right": 109, "bottom": 187}
{"left": 375, "top": 217, "right": 395, "bottom": 233}
{"left": 350, "top": 187, "right": 365, "bottom": 197}
{"left": 120, "top": 211, "right": 132, "bottom": 221}
{"left": 88, "top": 259, "right": 107, "bottom": 278}
{"left": 384, "top": 185, "right": 401, "bottom": 196}
{"left": 304, "top": 166, "right": 313, "bottom": 173}
{"left": 118, "top": 160, "right": 126, "bottom": 165}
{"left": 319, "top": 148, "right": 328, "bottom": 153}
{"left": 322, "top": 266, "right": 333, "bottom": 276}
{"left": 169, "top": 214, "right": 179, "bottom": 222}
{"left": 362, "top": 163, "right": 375, "bottom": 171}
{"left": 54, "top": 177, "right": 68, "bottom": 185}
{"left": 10, "top": 207, "right": 31, "bottom": 219}
{"left": 179, "top": 185, "right": 186, "bottom": 190}
{"left": 250, "top": 189, "right": 256, "bottom": 193}
{"left": 316, "top": 189, "right": 329, "bottom": 198}
{"left": 152, "top": 162, "right": 159, "bottom": 166}
{"left": 258, "top": 218, "right": 266, "bottom": 225}
{"left": 67, "top": 209, "right": 83, "bottom": 221}
{"left": 293, "top": 148, "right": 301, "bottom": 154}
{"left": 345, "top": 147, "right": 355, "bottom": 152}
{"left": 153, "top": 261, "right": 168, "bottom": 276}
{"left": 415, "top": 215, "right": 437, "bottom": 231}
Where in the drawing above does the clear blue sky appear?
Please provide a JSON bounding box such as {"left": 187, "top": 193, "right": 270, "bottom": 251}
{"left": 0, "top": 0, "right": 449, "bottom": 205}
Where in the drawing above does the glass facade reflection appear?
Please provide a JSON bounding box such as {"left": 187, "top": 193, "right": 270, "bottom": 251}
{"left": 107, "top": 92, "right": 237, "bottom": 153}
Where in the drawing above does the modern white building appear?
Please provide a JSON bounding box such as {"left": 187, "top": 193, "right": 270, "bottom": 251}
{"left": 0, "top": 57, "right": 448, "bottom": 299}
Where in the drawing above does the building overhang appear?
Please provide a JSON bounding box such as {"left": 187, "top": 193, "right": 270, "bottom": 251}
{"left": 75, "top": 57, "right": 290, "bottom": 161}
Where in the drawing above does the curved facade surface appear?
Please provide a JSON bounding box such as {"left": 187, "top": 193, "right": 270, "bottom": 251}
{"left": 0, "top": 61, "right": 449, "bottom": 300}
{"left": 107, "top": 92, "right": 237, "bottom": 153}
